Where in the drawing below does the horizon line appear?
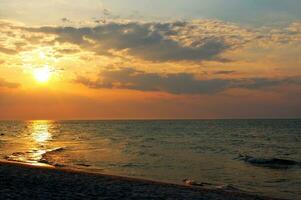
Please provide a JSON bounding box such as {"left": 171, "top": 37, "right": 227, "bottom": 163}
{"left": 0, "top": 118, "right": 300, "bottom": 121}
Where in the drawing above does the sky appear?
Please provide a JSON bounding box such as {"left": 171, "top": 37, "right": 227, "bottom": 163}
{"left": 0, "top": 0, "right": 301, "bottom": 119}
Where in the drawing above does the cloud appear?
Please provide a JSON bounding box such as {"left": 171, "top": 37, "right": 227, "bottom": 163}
{"left": 102, "top": 8, "right": 111, "bottom": 16}
{"left": 212, "top": 70, "right": 236, "bottom": 75}
{"left": 26, "top": 20, "right": 256, "bottom": 62}
{"left": 247, "top": 21, "right": 301, "bottom": 47}
{"left": 0, "top": 47, "right": 18, "bottom": 55}
{"left": 75, "top": 67, "right": 301, "bottom": 94}
{"left": 1, "top": 19, "right": 300, "bottom": 63}
{"left": 0, "top": 78, "right": 20, "bottom": 88}
{"left": 61, "top": 17, "right": 72, "bottom": 23}
{"left": 0, "top": 20, "right": 49, "bottom": 55}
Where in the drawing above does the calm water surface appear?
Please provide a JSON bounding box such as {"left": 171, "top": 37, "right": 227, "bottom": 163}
{"left": 0, "top": 120, "right": 300, "bottom": 199}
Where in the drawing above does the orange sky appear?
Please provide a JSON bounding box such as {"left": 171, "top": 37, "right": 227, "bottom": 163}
{"left": 0, "top": 1, "right": 301, "bottom": 119}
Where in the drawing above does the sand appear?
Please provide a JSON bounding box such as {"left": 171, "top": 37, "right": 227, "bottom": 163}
{"left": 0, "top": 161, "right": 281, "bottom": 200}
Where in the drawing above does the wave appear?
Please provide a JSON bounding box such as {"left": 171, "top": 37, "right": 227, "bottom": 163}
{"left": 4, "top": 147, "right": 92, "bottom": 169}
{"left": 39, "top": 147, "right": 66, "bottom": 167}
{"left": 237, "top": 154, "right": 301, "bottom": 169}
{"left": 3, "top": 147, "right": 66, "bottom": 167}
{"left": 3, "top": 152, "right": 28, "bottom": 162}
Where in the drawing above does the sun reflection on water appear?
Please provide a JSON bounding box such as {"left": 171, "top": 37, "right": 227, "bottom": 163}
{"left": 31, "top": 121, "right": 52, "bottom": 143}
{"left": 23, "top": 120, "right": 54, "bottom": 166}
{"left": 4, "top": 120, "right": 56, "bottom": 166}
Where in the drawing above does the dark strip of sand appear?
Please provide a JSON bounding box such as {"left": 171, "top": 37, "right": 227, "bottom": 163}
{"left": 0, "top": 161, "right": 281, "bottom": 200}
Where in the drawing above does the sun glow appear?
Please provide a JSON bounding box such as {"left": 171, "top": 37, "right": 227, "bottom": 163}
{"left": 33, "top": 66, "right": 51, "bottom": 83}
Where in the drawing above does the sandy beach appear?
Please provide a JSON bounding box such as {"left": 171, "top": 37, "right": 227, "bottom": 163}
{"left": 0, "top": 161, "right": 281, "bottom": 200}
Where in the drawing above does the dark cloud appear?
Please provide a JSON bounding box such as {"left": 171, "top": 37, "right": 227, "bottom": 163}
{"left": 61, "top": 18, "right": 72, "bottom": 23}
{"left": 55, "top": 48, "right": 79, "bottom": 54}
{"left": 0, "top": 47, "right": 18, "bottom": 55}
{"left": 0, "top": 78, "right": 20, "bottom": 88}
{"left": 4, "top": 19, "right": 299, "bottom": 61}
{"left": 103, "top": 9, "right": 111, "bottom": 16}
{"left": 75, "top": 67, "right": 301, "bottom": 94}
{"left": 94, "top": 19, "right": 107, "bottom": 24}
{"left": 213, "top": 70, "right": 236, "bottom": 75}
{"left": 26, "top": 21, "right": 244, "bottom": 62}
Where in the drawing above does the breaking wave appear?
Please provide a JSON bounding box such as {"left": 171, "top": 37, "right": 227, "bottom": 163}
{"left": 38, "top": 147, "right": 66, "bottom": 167}
{"left": 237, "top": 154, "right": 301, "bottom": 169}
{"left": 4, "top": 147, "right": 66, "bottom": 167}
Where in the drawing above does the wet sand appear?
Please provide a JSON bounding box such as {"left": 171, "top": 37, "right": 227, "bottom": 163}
{"left": 0, "top": 161, "right": 281, "bottom": 200}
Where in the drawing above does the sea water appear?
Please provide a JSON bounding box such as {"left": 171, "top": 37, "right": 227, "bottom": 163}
{"left": 0, "top": 120, "right": 300, "bottom": 199}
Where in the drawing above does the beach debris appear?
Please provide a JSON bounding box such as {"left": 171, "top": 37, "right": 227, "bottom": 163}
{"left": 183, "top": 179, "right": 204, "bottom": 186}
{"left": 183, "top": 179, "right": 241, "bottom": 192}
{"left": 182, "top": 179, "right": 213, "bottom": 187}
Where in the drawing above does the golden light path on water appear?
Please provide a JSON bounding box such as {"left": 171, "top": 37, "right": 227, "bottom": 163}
{"left": 17, "top": 121, "right": 122, "bottom": 168}
{"left": 18, "top": 120, "right": 54, "bottom": 166}
{"left": 3, "top": 120, "right": 127, "bottom": 171}
{"left": 31, "top": 120, "right": 52, "bottom": 143}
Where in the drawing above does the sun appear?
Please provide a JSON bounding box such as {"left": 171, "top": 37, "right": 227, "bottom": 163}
{"left": 33, "top": 66, "right": 51, "bottom": 83}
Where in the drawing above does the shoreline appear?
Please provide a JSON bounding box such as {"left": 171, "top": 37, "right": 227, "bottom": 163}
{"left": 0, "top": 160, "right": 188, "bottom": 187}
{"left": 0, "top": 160, "right": 282, "bottom": 200}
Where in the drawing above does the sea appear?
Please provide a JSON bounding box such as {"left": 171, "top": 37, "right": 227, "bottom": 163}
{"left": 0, "top": 119, "right": 300, "bottom": 199}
